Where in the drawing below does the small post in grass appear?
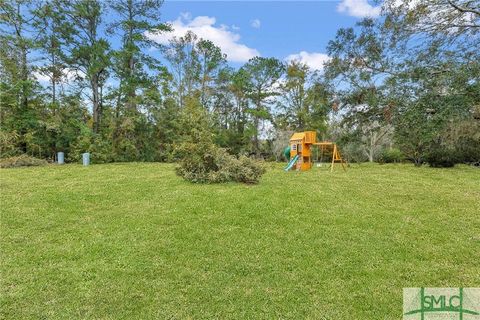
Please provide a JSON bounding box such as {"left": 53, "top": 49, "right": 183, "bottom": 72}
{"left": 82, "top": 153, "right": 90, "bottom": 166}
{"left": 57, "top": 152, "right": 64, "bottom": 164}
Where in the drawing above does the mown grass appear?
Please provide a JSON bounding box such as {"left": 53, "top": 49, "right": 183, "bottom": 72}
{"left": 1, "top": 163, "right": 479, "bottom": 319}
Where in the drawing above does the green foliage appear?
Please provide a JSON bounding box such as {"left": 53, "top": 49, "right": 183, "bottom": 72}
{"left": 325, "top": 4, "right": 479, "bottom": 166}
{"left": 178, "top": 95, "right": 213, "bottom": 144}
{"left": 67, "top": 0, "right": 111, "bottom": 134}
{"left": 277, "top": 61, "right": 329, "bottom": 134}
{"left": 393, "top": 105, "right": 434, "bottom": 166}
{"left": 425, "top": 145, "right": 458, "bottom": 168}
{"left": 175, "top": 141, "right": 266, "bottom": 184}
{"left": 1, "top": 0, "right": 478, "bottom": 168}
{"left": 173, "top": 95, "right": 266, "bottom": 184}
{"left": 174, "top": 141, "right": 227, "bottom": 183}
{"left": 379, "top": 148, "right": 404, "bottom": 163}
{"left": 456, "top": 136, "right": 480, "bottom": 164}
{"left": 340, "top": 142, "right": 368, "bottom": 163}
{"left": 0, "top": 154, "right": 48, "bottom": 168}
{"left": 69, "top": 134, "right": 113, "bottom": 164}
{"left": 90, "top": 137, "right": 114, "bottom": 164}
{"left": 442, "top": 118, "right": 480, "bottom": 164}
{"left": 153, "top": 99, "right": 179, "bottom": 160}
{"left": 0, "top": 131, "right": 20, "bottom": 158}
{"left": 234, "top": 155, "right": 267, "bottom": 183}
{"left": 241, "top": 56, "right": 285, "bottom": 154}
{"left": 109, "top": 0, "right": 171, "bottom": 158}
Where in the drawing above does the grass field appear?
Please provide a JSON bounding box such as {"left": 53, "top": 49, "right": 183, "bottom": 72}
{"left": 1, "top": 163, "right": 479, "bottom": 319}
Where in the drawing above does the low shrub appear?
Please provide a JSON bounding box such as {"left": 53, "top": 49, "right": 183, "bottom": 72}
{"left": 456, "top": 136, "right": 480, "bottom": 164}
{"left": 235, "top": 156, "right": 267, "bottom": 184}
{"left": 380, "top": 148, "right": 404, "bottom": 163}
{"left": 0, "top": 154, "right": 48, "bottom": 168}
{"left": 425, "top": 147, "right": 458, "bottom": 168}
{"left": 175, "top": 142, "right": 266, "bottom": 184}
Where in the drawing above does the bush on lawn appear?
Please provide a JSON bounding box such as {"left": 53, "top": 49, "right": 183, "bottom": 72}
{"left": 425, "top": 145, "right": 458, "bottom": 168}
{"left": 235, "top": 155, "right": 268, "bottom": 183}
{"left": 0, "top": 154, "right": 48, "bottom": 168}
{"left": 379, "top": 148, "right": 404, "bottom": 163}
{"left": 175, "top": 141, "right": 266, "bottom": 184}
{"left": 174, "top": 95, "right": 266, "bottom": 184}
{"left": 455, "top": 136, "right": 480, "bottom": 164}
{"left": 427, "top": 117, "right": 480, "bottom": 167}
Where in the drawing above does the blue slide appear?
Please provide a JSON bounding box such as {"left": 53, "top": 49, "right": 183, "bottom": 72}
{"left": 284, "top": 154, "right": 299, "bottom": 171}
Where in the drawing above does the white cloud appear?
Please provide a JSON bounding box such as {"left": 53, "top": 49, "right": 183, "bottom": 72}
{"left": 147, "top": 13, "right": 259, "bottom": 63}
{"left": 337, "top": 0, "right": 381, "bottom": 18}
{"left": 250, "top": 19, "right": 261, "bottom": 29}
{"left": 285, "top": 51, "right": 331, "bottom": 71}
{"left": 33, "top": 71, "right": 51, "bottom": 83}
{"left": 180, "top": 11, "right": 191, "bottom": 21}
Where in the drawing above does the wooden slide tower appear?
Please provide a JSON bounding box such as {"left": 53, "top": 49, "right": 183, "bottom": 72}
{"left": 287, "top": 131, "right": 346, "bottom": 172}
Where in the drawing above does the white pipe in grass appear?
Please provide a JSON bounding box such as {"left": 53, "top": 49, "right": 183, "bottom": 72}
{"left": 82, "top": 153, "right": 90, "bottom": 166}
{"left": 57, "top": 152, "right": 64, "bottom": 164}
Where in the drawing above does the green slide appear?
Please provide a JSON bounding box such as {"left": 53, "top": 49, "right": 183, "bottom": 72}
{"left": 284, "top": 146, "right": 291, "bottom": 161}
{"left": 284, "top": 154, "right": 299, "bottom": 171}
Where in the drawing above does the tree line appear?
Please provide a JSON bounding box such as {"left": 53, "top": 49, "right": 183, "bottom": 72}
{"left": 1, "top": 0, "right": 479, "bottom": 166}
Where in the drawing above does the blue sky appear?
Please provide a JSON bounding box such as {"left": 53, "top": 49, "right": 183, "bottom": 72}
{"left": 31, "top": 0, "right": 381, "bottom": 85}
{"left": 150, "top": 0, "right": 382, "bottom": 69}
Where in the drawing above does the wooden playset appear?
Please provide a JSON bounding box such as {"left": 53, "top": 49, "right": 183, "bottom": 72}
{"left": 284, "top": 131, "right": 346, "bottom": 172}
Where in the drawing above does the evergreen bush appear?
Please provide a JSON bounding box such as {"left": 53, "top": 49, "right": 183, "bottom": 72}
{"left": 425, "top": 146, "right": 458, "bottom": 168}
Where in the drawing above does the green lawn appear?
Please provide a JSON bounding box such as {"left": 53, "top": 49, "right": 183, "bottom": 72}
{"left": 1, "top": 163, "right": 479, "bottom": 319}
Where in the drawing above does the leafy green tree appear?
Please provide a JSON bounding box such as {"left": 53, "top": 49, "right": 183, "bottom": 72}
{"left": 325, "top": 19, "right": 393, "bottom": 161}
{"left": 196, "top": 39, "right": 226, "bottom": 107}
{"left": 380, "top": 0, "right": 480, "bottom": 164}
{"left": 30, "top": 0, "right": 77, "bottom": 159}
{"left": 108, "top": 0, "right": 169, "bottom": 113}
{"left": 241, "top": 56, "right": 284, "bottom": 155}
{"left": 382, "top": 0, "right": 479, "bottom": 46}
{"left": 108, "top": 0, "right": 170, "bottom": 159}
{"left": 163, "top": 31, "right": 201, "bottom": 107}
{"left": 66, "top": 0, "right": 110, "bottom": 133}
{"left": 0, "top": 0, "right": 38, "bottom": 153}
{"left": 278, "top": 61, "right": 309, "bottom": 129}
{"left": 32, "top": 0, "right": 73, "bottom": 107}
{"left": 208, "top": 67, "right": 251, "bottom": 154}
{"left": 389, "top": 55, "right": 479, "bottom": 165}
{"left": 277, "top": 61, "right": 330, "bottom": 135}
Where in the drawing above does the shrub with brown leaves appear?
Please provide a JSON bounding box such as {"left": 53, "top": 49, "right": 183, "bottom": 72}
{"left": 0, "top": 155, "right": 48, "bottom": 168}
